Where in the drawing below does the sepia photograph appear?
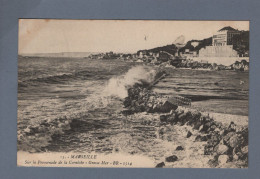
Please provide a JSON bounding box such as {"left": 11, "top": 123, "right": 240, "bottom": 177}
{"left": 17, "top": 20, "right": 249, "bottom": 168}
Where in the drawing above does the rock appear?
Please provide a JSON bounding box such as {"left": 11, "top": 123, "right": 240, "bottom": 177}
{"left": 24, "top": 127, "right": 31, "bottom": 133}
{"left": 199, "top": 125, "right": 204, "bottom": 132}
{"left": 178, "top": 113, "right": 187, "bottom": 121}
{"left": 228, "top": 121, "right": 236, "bottom": 132}
{"left": 168, "top": 113, "right": 177, "bottom": 123}
{"left": 223, "top": 132, "right": 236, "bottom": 144}
{"left": 177, "top": 122, "right": 183, "bottom": 126}
{"left": 195, "top": 135, "right": 208, "bottom": 142}
{"left": 160, "top": 115, "right": 168, "bottom": 123}
{"left": 219, "top": 129, "right": 225, "bottom": 136}
{"left": 201, "top": 135, "right": 208, "bottom": 141}
{"left": 206, "top": 134, "right": 212, "bottom": 139}
{"left": 241, "top": 146, "right": 248, "bottom": 154}
{"left": 159, "top": 127, "right": 166, "bottom": 136}
{"left": 191, "top": 110, "right": 201, "bottom": 120}
{"left": 176, "top": 108, "right": 184, "bottom": 115}
{"left": 210, "top": 125, "right": 217, "bottom": 131}
{"left": 208, "top": 159, "right": 219, "bottom": 167}
{"left": 157, "top": 100, "right": 178, "bottom": 113}
{"left": 233, "top": 154, "right": 239, "bottom": 161}
{"left": 186, "top": 131, "right": 192, "bottom": 138}
{"left": 122, "top": 109, "right": 134, "bottom": 115}
{"left": 155, "top": 162, "right": 165, "bottom": 168}
{"left": 193, "top": 121, "right": 202, "bottom": 130}
{"left": 165, "top": 155, "right": 178, "bottom": 162}
{"left": 170, "top": 110, "right": 176, "bottom": 115}
{"left": 195, "top": 135, "right": 202, "bottom": 142}
{"left": 201, "top": 122, "right": 211, "bottom": 132}
{"left": 229, "top": 135, "right": 239, "bottom": 148}
{"left": 236, "top": 152, "right": 243, "bottom": 159}
{"left": 176, "top": 146, "right": 184, "bottom": 151}
{"left": 204, "top": 145, "right": 214, "bottom": 155}
{"left": 218, "top": 155, "right": 229, "bottom": 165}
{"left": 214, "top": 128, "right": 220, "bottom": 133}
{"left": 216, "top": 144, "right": 229, "bottom": 155}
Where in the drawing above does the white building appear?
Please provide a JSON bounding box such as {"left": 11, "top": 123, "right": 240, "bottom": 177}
{"left": 199, "top": 26, "right": 240, "bottom": 58}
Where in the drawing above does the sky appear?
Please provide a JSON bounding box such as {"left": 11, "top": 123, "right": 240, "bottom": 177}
{"left": 19, "top": 19, "right": 249, "bottom": 54}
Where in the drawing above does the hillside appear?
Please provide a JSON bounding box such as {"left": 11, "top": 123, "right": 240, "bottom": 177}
{"left": 178, "top": 37, "right": 212, "bottom": 53}
{"left": 233, "top": 31, "right": 249, "bottom": 56}
{"left": 137, "top": 44, "right": 178, "bottom": 56}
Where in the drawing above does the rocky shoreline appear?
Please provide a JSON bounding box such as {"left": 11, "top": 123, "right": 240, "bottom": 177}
{"left": 122, "top": 78, "right": 248, "bottom": 168}
{"left": 17, "top": 68, "right": 248, "bottom": 168}
{"left": 165, "top": 58, "right": 249, "bottom": 71}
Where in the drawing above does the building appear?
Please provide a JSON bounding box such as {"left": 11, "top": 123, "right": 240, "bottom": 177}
{"left": 212, "top": 26, "right": 240, "bottom": 46}
{"left": 199, "top": 26, "right": 240, "bottom": 58}
{"left": 180, "top": 49, "right": 198, "bottom": 58}
{"left": 199, "top": 45, "right": 238, "bottom": 57}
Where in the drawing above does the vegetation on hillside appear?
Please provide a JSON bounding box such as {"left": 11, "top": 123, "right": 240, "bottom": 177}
{"left": 178, "top": 37, "right": 212, "bottom": 53}
{"left": 137, "top": 44, "right": 178, "bottom": 56}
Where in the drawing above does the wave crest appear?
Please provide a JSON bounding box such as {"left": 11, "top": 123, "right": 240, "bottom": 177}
{"left": 103, "top": 66, "right": 157, "bottom": 98}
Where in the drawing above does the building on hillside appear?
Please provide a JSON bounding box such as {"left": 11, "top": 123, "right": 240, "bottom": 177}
{"left": 180, "top": 49, "right": 198, "bottom": 58}
{"left": 199, "top": 26, "right": 240, "bottom": 58}
{"left": 199, "top": 45, "right": 238, "bottom": 57}
{"left": 212, "top": 26, "right": 241, "bottom": 46}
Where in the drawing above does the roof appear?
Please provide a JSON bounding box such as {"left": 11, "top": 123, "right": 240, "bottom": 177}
{"left": 218, "top": 26, "right": 238, "bottom": 32}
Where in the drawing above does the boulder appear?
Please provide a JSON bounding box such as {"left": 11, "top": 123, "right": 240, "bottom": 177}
{"left": 191, "top": 110, "right": 201, "bottom": 120}
{"left": 195, "top": 135, "right": 202, "bottom": 142}
{"left": 155, "top": 162, "right": 165, "bottom": 168}
{"left": 229, "top": 135, "right": 239, "bottom": 148}
{"left": 218, "top": 155, "right": 229, "bottom": 165}
{"left": 160, "top": 115, "right": 168, "bottom": 123}
{"left": 199, "top": 125, "right": 204, "bottom": 132}
{"left": 201, "top": 135, "right": 208, "bottom": 141}
{"left": 176, "top": 108, "right": 184, "bottom": 116}
{"left": 193, "top": 121, "right": 202, "bottom": 130}
{"left": 210, "top": 125, "right": 217, "bottom": 131}
{"left": 223, "top": 132, "right": 236, "bottom": 144}
{"left": 176, "top": 146, "right": 184, "bottom": 151}
{"left": 233, "top": 154, "right": 239, "bottom": 161}
{"left": 157, "top": 100, "right": 178, "bottom": 113}
{"left": 168, "top": 113, "right": 177, "bottom": 123}
{"left": 195, "top": 135, "right": 208, "bottom": 142}
{"left": 216, "top": 144, "right": 229, "bottom": 155}
{"left": 208, "top": 159, "right": 219, "bottom": 167}
{"left": 178, "top": 113, "right": 187, "bottom": 121}
{"left": 228, "top": 121, "right": 236, "bottom": 132}
{"left": 165, "top": 155, "right": 178, "bottom": 162}
{"left": 241, "top": 146, "right": 248, "bottom": 154}
{"left": 186, "top": 131, "right": 192, "bottom": 138}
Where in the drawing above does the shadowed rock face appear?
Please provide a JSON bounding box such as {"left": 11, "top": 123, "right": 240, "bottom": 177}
{"left": 176, "top": 146, "right": 184, "bottom": 151}
{"left": 123, "top": 70, "right": 179, "bottom": 114}
{"left": 155, "top": 162, "right": 165, "bottom": 168}
{"left": 123, "top": 86, "right": 179, "bottom": 114}
{"left": 165, "top": 155, "right": 178, "bottom": 162}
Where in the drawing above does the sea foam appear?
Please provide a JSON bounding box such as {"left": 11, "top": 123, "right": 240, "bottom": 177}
{"left": 103, "top": 66, "right": 157, "bottom": 98}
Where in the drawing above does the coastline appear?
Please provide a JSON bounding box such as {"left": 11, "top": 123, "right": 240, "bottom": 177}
{"left": 17, "top": 58, "right": 248, "bottom": 168}
{"left": 120, "top": 72, "right": 248, "bottom": 168}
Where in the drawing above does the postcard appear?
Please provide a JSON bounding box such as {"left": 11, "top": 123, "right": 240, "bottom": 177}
{"left": 17, "top": 20, "right": 249, "bottom": 168}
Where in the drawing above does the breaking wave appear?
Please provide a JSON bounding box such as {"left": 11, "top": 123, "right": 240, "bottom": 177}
{"left": 103, "top": 66, "right": 157, "bottom": 98}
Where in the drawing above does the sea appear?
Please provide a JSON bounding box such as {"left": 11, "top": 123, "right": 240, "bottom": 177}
{"left": 17, "top": 57, "right": 249, "bottom": 156}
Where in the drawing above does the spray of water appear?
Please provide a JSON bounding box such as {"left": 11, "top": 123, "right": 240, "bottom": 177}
{"left": 103, "top": 66, "right": 157, "bottom": 98}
